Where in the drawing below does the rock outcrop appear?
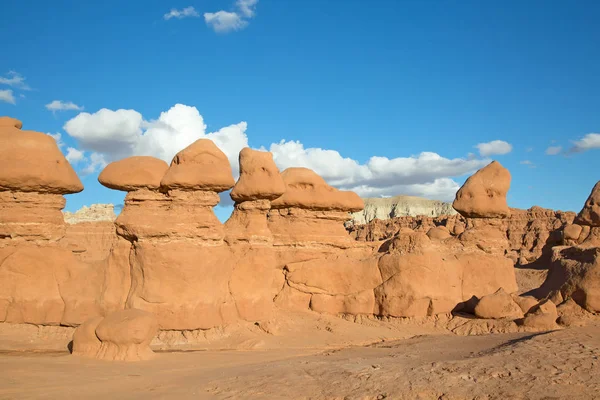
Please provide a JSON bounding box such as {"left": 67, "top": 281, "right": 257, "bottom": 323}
{"left": 350, "top": 195, "right": 456, "bottom": 225}
{"left": 453, "top": 161, "right": 511, "bottom": 218}
{"left": 72, "top": 309, "right": 158, "bottom": 361}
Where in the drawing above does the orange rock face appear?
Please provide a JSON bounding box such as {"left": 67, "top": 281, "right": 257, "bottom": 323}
{"left": 576, "top": 181, "right": 600, "bottom": 227}
{"left": 453, "top": 161, "right": 511, "bottom": 218}
{"left": 98, "top": 156, "right": 169, "bottom": 191}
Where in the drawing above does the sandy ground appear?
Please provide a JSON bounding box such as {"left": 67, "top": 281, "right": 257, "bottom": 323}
{"left": 1, "top": 321, "right": 599, "bottom": 400}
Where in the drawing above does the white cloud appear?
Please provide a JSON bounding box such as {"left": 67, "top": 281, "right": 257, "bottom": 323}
{"left": 570, "top": 133, "right": 600, "bottom": 153}
{"left": 474, "top": 140, "right": 513, "bottom": 157}
{"left": 0, "top": 89, "right": 15, "bottom": 104}
{"left": 46, "top": 132, "right": 65, "bottom": 148}
{"left": 164, "top": 6, "right": 199, "bottom": 20}
{"left": 545, "top": 145, "right": 562, "bottom": 155}
{"left": 45, "top": 100, "right": 84, "bottom": 113}
{"left": 204, "top": 11, "right": 247, "bottom": 32}
{"left": 0, "top": 71, "right": 31, "bottom": 90}
{"left": 81, "top": 152, "right": 108, "bottom": 175}
{"left": 64, "top": 104, "right": 248, "bottom": 175}
{"left": 520, "top": 160, "right": 535, "bottom": 168}
{"left": 63, "top": 104, "right": 490, "bottom": 202}
{"left": 65, "top": 147, "right": 85, "bottom": 164}
{"left": 236, "top": 0, "right": 258, "bottom": 18}
{"left": 204, "top": 0, "right": 258, "bottom": 33}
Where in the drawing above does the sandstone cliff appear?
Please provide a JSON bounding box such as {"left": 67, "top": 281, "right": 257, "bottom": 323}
{"left": 350, "top": 195, "right": 456, "bottom": 224}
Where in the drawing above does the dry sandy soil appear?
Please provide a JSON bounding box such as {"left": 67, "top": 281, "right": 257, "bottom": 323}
{"left": 0, "top": 312, "right": 599, "bottom": 400}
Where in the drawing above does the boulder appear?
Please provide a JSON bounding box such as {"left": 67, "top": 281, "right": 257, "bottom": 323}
{"left": 426, "top": 226, "right": 451, "bottom": 240}
{"left": 474, "top": 288, "right": 523, "bottom": 319}
{"left": 452, "top": 161, "right": 511, "bottom": 218}
{"left": 522, "top": 299, "right": 558, "bottom": 330}
{"left": 98, "top": 156, "right": 169, "bottom": 191}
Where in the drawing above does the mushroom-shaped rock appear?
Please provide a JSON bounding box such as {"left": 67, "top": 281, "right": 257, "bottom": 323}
{"left": 72, "top": 316, "right": 104, "bottom": 357}
{"left": 474, "top": 288, "right": 523, "bottom": 319}
{"left": 0, "top": 118, "right": 83, "bottom": 194}
{"left": 271, "top": 167, "right": 364, "bottom": 212}
{"left": 93, "top": 309, "right": 158, "bottom": 361}
{"left": 160, "top": 139, "right": 235, "bottom": 192}
{"left": 230, "top": 148, "right": 285, "bottom": 202}
{"left": 576, "top": 181, "right": 600, "bottom": 227}
{"left": 0, "top": 116, "right": 22, "bottom": 129}
{"left": 99, "top": 156, "right": 169, "bottom": 191}
{"left": 453, "top": 161, "right": 511, "bottom": 218}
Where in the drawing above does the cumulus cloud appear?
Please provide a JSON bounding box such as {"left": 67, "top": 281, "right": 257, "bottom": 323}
{"left": 474, "top": 140, "right": 513, "bottom": 157}
{"left": 204, "top": 0, "right": 258, "bottom": 33}
{"left": 47, "top": 132, "right": 65, "bottom": 148}
{"left": 545, "top": 145, "right": 562, "bottom": 155}
{"left": 64, "top": 104, "right": 248, "bottom": 175}
{"left": 0, "top": 71, "right": 31, "bottom": 90}
{"left": 45, "top": 100, "right": 84, "bottom": 113}
{"left": 0, "top": 89, "right": 15, "bottom": 104}
{"left": 81, "top": 153, "right": 108, "bottom": 175}
{"left": 164, "top": 6, "right": 199, "bottom": 20}
{"left": 63, "top": 104, "right": 490, "bottom": 202}
{"left": 570, "top": 133, "right": 600, "bottom": 153}
{"left": 65, "top": 147, "right": 85, "bottom": 164}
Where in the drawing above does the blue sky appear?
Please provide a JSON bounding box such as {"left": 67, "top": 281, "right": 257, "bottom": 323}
{"left": 1, "top": 0, "right": 599, "bottom": 220}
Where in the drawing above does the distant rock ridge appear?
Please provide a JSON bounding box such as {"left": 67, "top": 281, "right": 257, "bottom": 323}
{"left": 63, "top": 204, "right": 117, "bottom": 224}
{"left": 350, "top": 195, "right": 456, "bottom": 224}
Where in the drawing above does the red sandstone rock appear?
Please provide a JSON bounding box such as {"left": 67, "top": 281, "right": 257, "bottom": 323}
{"left": 271, "top": 168, "right": 363, "bottom": 211}
{"left": 453, "top": 161, "right": 511, "bottom": 218}
{"left": 0, "top": 117, "right": 83, "bottom": 194}
{"left": 474, "top": 288, "right": 523, "bottom": 320}
{"left": 0, "top": 116, "right": 22, "bottom": 129}
{"left": 230, "top": 148, "right": 285, "bottom": 202}
{"left": 160, "top": 139, "right": 235, "bottom": 192}
{"left": 522, "top": 299, "right": 558, "bottom": 330}
{"left": 98, "top": 156, "right": 169, "bottom": 192}
{"left": 73, "top": 309, "right": 158, "bottom": 361}
{"left": 576, "top": 181, "right": 600, "bottom": 227}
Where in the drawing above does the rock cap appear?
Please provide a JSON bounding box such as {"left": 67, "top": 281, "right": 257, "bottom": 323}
{"left": 99, "top": 156, "right": 169, "bottom": 192}
{"left": 160, "top": 139, "right": 235, "bottom": 192}
{"left": 230, "top": 147, "right": 285, "bottom": 202}
{"left": 270, "top": 167, "right": 364, "bottom": 212}
{"left": 0, "top": 117, "right": 83, "bottom": 194}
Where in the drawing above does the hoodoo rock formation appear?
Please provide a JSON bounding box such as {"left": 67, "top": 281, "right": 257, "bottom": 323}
{"left": 1, "top": 115, "right": 598, "bottom": 363}
{"left": 0, "top": 118, "right": 94, "bottom": 326}
{"left": 72, "top": 309, "right": 158, "bottom": 361}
